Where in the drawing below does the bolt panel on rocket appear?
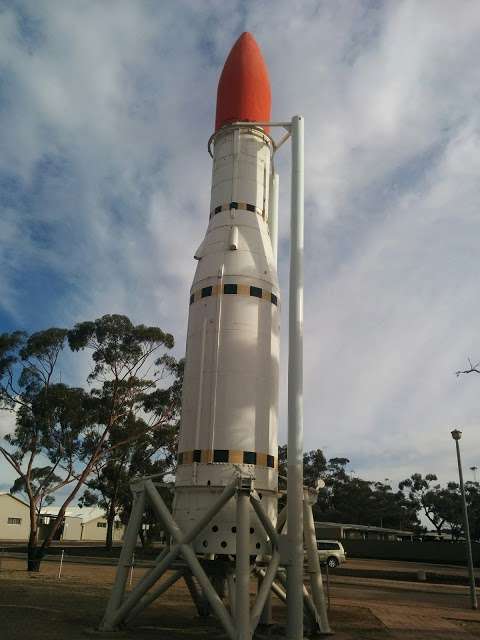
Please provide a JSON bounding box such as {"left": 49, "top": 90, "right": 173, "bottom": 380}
{"left": 173, "top": 33, "right": 280, "bottom": 555}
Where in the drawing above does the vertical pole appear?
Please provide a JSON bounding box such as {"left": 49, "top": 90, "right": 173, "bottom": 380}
{"left": 129, "top": 552, "right": 135, "bottom": 587}
{"left": 57, "top": 549, "right": 64, "bottom": 580}
{"left": 454, "top": 439, "right": 478, "bottom": 609}
{"left": 236, "top": 490, "right": 251, "bottom": 640}
{"left": 287, "top": 114, "right": 305, "bottom": 640}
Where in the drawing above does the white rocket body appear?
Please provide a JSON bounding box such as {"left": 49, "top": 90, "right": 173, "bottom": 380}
{"left": 173, "top": 126, "right": 279, "bottom": 554}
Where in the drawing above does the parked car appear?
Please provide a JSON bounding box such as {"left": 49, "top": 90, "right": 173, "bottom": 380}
{"left": 316, "top": 540, "right": 346, "bottom": 568}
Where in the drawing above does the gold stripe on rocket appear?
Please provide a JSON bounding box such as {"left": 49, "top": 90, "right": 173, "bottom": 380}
{"left": 177, "top": 449, "right": 276, "bottom": 469}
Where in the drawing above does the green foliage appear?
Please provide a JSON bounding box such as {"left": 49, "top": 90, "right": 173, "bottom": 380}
{"left": 303, "top": 449, "right": 327, "bottom": 487}
{"left": 68, "top": 314, "right": 182, "bottom": 548}
{"left": 399, "top": 473, "right": 445, "bottom": 532}
{"left": 10, "top": 466, "right": 62, "bottom": 511}
{"left": 68, "top": 314, "right": 174, "bottom": 382}
{"left": 0, "top": 315, "right": 181, "bottom": 564}
{"left": 278, "top": 446, "right": 420, "bottom": 530}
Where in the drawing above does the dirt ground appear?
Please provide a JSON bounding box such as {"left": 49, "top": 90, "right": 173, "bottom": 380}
{"left": 1, "top": 558, "right": 479, "bottom": 640}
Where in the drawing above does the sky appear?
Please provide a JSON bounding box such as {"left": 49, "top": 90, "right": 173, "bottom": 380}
{"left": 1, "top": 0, "right": 480, "bottom": 495}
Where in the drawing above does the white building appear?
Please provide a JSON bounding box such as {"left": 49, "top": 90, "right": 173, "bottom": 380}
{"left": 40, "top": 506, "right": 125, "bottom": 542}
{"left": 0, "top": 494, "right": 125, "bottom": 543}
{"left": 0, "top": 493, "right": 31, "bottom": 541}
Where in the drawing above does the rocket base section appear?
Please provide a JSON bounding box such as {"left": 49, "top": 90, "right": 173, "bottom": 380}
{"left": 174, "top": 462, "right": 278, "bottom": 555}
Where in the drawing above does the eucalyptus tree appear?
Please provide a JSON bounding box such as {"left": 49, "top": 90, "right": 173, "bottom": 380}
{"left": 398, "top": 473, "right": 447, "bottom": 534}
{"left": 0, "top": 329, "right": 93, "bottom": 569}
{"left": 68, "top": 315, "right": 182, "bottom": 549}
{"left": 0, "top": 315, "right": 180, "bottom": 570}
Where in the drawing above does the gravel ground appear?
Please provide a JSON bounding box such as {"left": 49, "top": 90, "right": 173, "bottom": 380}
{"left": 1, "top": 558, "right": 479, "bottom": 640}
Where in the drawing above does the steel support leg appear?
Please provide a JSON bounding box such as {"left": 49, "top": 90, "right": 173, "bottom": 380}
{"left": 303, "top": 493, "right": 331, "bottom": 634}
{"left": 250, "top": 552, "right": 279, "bottom": 633}
{"left": 277, "top": 568, "right": 319, "bottom": 629}
{"left": 260, "top": 592, "right": 272, "bottom": 626}
{"left": 236, "top": 490, "right": 251, "bottom": 640}
{"left": 108, "top": 545, "right": 181, "bottom": 628}
{"left": 184, "top": 573, "right": 210, "bottom": 617}
{"left": 126, "top": 569, "right": 184, "bottom": 623}
{"left": 254, "top": 566, "right": 287, "bottom": 605}
{"left": 101, "top": 485, "right": 145, "bottom": 630}
{"left": 227, "top": 572, "right": 236, "bottom": 617}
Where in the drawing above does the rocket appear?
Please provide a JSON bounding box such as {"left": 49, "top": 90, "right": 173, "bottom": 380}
{"left": 174, "top": 33, "right": 279, "bottom": 555}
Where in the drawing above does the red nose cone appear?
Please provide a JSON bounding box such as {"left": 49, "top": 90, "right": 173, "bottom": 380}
{"left": 215, "top": 32, "right": 271, "bottom": 133}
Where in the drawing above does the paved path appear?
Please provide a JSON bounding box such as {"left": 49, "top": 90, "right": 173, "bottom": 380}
{"left": 332, "top": 587, "right": 480, "bottom": 639}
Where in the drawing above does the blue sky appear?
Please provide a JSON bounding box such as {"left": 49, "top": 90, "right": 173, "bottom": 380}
{"left": 1, "top": 0, "right": 480, "bottom": 494}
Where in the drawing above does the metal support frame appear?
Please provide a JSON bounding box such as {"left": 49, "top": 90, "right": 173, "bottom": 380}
{"left": 101, "top": 473, "right": 330, "bottom": 638}
{"left": 236, "top": 488, "right": 251, "bottom": 640}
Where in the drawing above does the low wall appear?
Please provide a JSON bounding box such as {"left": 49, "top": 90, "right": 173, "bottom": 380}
{"left": 341, "top": 539, "right": 480, "bottom": 565}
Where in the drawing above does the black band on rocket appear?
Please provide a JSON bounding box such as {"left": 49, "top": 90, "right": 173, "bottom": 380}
{"left": 189, "top": 282, "right": 279, "bottom": 306}
{"left": 209, "top": 201, "right": 265, "bottom": 220}
{"left": 178, "top": 449, "right": 276, "bottom": 469}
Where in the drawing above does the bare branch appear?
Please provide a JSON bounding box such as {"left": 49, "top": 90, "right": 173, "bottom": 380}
{"left": 0, "top": 446, "right": 24, "bottom": 477}
{"left": 456, "top": 360, "right": 480, "bottom": 377}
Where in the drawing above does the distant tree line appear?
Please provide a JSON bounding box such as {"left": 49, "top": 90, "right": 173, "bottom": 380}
{"left": 279, "top": 447, "right": 480, "bottom": 540}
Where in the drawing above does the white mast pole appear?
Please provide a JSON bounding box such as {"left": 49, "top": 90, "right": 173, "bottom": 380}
{"left": 287, "top": 114, "right": 305, "bottom": 640}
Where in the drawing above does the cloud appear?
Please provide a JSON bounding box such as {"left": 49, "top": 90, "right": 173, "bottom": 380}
{"left": 1, "top": 0, "right": 480, "bottom": 494}
{"left": 0, "top": 410, "right": 17, "bottom": 491}
{"left": 0, "top": 410, "right": 15, "bottom": 439}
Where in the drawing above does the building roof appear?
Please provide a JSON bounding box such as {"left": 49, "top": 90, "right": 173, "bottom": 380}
{"left": 40, "top": 505, "right": 118, "bottom": 523}
{"left": 0, "top": 492, "right": 30, "bottom": 508}
{"left": 314, "top": 520, "right": 413, "bottom": 536}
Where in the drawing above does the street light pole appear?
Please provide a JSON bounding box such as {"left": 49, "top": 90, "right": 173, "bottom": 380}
{"left": 451, "top": 429, "right": 478, "bottom": 610}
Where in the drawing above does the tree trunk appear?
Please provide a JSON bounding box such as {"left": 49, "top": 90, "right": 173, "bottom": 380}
{"left": 105, "top": 502, "right": 116, "bottom": 550}
{"left": 27, "top": 527, "right": 43, "bottom": 572}
{"left": 27, "top": 498, "right": 41, "bottom": 572}
{"left": 37, "top": 477, "right": 90, "bottom": 563}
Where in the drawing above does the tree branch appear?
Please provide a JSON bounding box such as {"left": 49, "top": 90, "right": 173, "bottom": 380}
{"left": 456, "top": 358, "right": 480, "bottom": 377}
{"left": 0, "top": 446, "right": 24, "bottom": 478}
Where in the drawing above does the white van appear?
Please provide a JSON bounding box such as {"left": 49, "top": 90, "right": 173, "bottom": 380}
{"left": 316, "top": 540, "right": 346, "bottom": 568}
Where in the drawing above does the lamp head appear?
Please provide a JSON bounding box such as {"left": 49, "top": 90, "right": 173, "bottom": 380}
{"left": 451, "top": 429, "right": 462, "bottom": 441}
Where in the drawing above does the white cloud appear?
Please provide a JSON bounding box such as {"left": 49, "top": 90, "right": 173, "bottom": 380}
{"left": 0, "top": 410, "right": 17, "bottom": 491}
{"left": 1, "top": 0, "right": 480, "bottom": 492}
{"left": 0, "top": 410, "right": 15, "bottom": 439}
